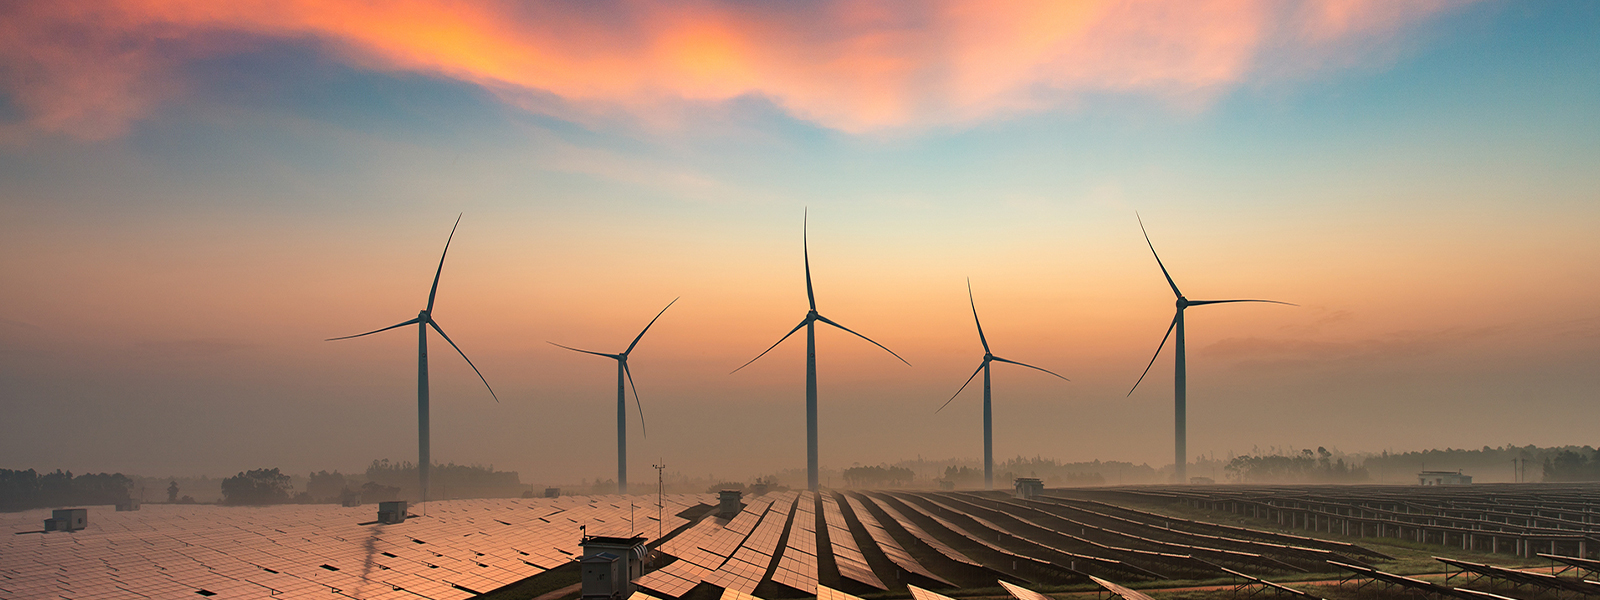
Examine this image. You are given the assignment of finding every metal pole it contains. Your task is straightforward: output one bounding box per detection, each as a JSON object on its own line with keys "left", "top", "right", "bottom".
{"left": 653, "top": 461, "right": 666, "bottom": 541}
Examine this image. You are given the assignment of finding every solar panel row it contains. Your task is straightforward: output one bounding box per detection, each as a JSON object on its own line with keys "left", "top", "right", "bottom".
{"left": 855, "top": 493, "right": 982, "bottom": 568}
{"left": 820, "top": 492, "right": 885, "bottom": 590}
{"left": 841, "top": 493, "right": 951, "bottom": 586}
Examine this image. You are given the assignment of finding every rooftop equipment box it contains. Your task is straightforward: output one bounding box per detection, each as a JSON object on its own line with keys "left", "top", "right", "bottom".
{"left": 717, "top": 490, "right": 742, "bottom": 518}
{"left": 45, "top": 508, "right": 88, "bottom": 532}
{"left": 1013, "top": 477, "right": 1044, "bottom": 499}
{"left": 377, "top": 501, "right": 408, "bottom": 524}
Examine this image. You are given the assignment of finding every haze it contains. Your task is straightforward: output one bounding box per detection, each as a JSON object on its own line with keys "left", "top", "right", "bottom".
{"left": 2, "top": 1, "right": 1597, "bottom": 485}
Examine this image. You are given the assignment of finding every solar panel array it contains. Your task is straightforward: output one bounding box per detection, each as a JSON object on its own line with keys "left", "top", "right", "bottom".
{"left": 772, "top": 492, "right": 818, "bottom": 594}
{"left": 14, "top": 484, "right": 1596, "bottom": 599}
{"left": 840, "top": 493, "right": 950, "bottom": 586}
{"left": 1094, "top": 484, "right": 1600, "bottom": 559}
{"left": 1, "top": 494, "right": 711, "bottom": 600}
{"left": 819, "top": 492, "right": 884, "bottom": 590}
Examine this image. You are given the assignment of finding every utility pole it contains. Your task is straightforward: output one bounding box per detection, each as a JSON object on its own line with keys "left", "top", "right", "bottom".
{"left": 652, "top": 461, "right": 666, "bottom": 541}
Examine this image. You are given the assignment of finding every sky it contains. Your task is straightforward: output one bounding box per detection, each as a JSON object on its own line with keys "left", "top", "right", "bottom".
{"left": 2, "top": 0, "right": 1597, "bottom": 485}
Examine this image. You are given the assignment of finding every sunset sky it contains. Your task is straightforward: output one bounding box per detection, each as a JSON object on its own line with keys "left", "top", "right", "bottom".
{"left": 2, "top": 1, "right": 1597, "bottom": 484}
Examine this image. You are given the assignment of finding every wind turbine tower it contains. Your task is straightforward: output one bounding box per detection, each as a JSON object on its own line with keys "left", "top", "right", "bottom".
{"left": 550, "top": 298, "right": 677, "bottom": 494}
{"left": 1128, "top": 216, "right": 1293, "bottom": 483}
{"left": 328, "top": 215, "right": 498, "bottom": 505}
{"left": 937, "top": 279, "right": 1068, "bottom": 490}
{"left": 733, "top": 211, "right": 910, "bottom": 491}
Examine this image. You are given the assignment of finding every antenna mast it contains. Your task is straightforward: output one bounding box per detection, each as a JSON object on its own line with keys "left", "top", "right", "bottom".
{"left": 652, "top": 461, "right": 666, "bottom": 541}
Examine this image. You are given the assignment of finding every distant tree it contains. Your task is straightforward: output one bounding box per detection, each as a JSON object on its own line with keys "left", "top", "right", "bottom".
{"left": 305, "top": 471, "right": 346, "bottom": 503}
{"left": 220, "top": 468, "right": 293, "bottom": 505}
{"left": 167, "top": 480, "right": 179, "bottom": 503}
{"left": 1543, "top": 449, "right": 1600, "bottom": 482}
{"left": 359, "top": 481, "right": 400, "bottom": 503}
{"left": 0, "top": 469, "right": 132, "bottom": 511}
{"left": 842, "top": 465, "right": 914, "bottom": 488}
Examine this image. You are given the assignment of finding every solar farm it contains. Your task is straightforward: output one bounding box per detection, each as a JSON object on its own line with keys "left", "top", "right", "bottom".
{"left": 5, "top": 484, "right": 1599, "bottom": 600}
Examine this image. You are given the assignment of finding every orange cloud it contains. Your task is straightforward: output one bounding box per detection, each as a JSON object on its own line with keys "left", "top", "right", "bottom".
{"left": 0, "top": 0, "right": 1467, "bottom": 139}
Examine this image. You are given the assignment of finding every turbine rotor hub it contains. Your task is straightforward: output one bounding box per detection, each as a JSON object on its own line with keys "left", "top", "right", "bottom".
{"left": 1176, "top": 297, "right": 1188, "bottom": 309}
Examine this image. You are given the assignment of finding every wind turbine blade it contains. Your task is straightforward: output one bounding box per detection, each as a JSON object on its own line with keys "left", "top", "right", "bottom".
{"left": 326, "top": 318, "right": 420, "bottom": 341}
{"left": 990, "top": 356, "right": 1070, "bottom": 381}
{"left": 804, "top": 209, "right": 816, "bottom": 312}
{"left": 427, "top": 214, "right": 462, "bottom": 313}
{"left": 1127, "top": 312, "right": 1178, "bottom": 397}
{"left": 731, "top": 316, "right": 811, "bottom": 374}
{"left": 968, "top": 278, "right": 989, "bottom": 353}
{"left": 1187, "top": 299, "right": 1298, "bottom": 307}
{"left": 814, "top": 314, "right": 912, "bottom": 366}
{"left": 1136, "top": 213, "right": 1182, "bottom": 299}
{"left": 936, "top": 361, "right": 987, "bottom": 414}
{"left": 624, "top": 297, "right": 678, "bottom": 355}
{"left": 623, "top": 361, "right": 646, "bottom": 439}
{"left": 546, "top": 342, "right": 619, "bottom": 359}
{"left": 427, "top": 319, "right": 499, "bottom": 402}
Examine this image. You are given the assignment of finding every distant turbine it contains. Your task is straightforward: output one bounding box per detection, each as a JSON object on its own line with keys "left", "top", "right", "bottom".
{"left": 936, "top": 279, "right": 1068, "bottom": 490}
{"left": 733, "top": 211, "right": 910, "bottom": 491}
{"left": 549, "top": 298, "right": 678, "bottom": 495}
{"left": 327, "top": 215, "right": 498, "bottom": 506}
{"left": 1128, "top": 215, "right": 1293, "bottom": 484}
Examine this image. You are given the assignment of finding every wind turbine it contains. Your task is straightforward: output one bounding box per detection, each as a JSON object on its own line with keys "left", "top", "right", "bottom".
{"left": 549, "top": 298, "right": 678, "bottom": 495}
{"left": 936, "top": 279, "right": 1068, "bottom": 490}
{"left": 1127, "top": 215, "right": 1292, "bottom": 484}
{"left": 732, "top": 211, "right": 910, "bottom": 491}
{"left": 327, "top": 215, "right": 498, "bottom": 506}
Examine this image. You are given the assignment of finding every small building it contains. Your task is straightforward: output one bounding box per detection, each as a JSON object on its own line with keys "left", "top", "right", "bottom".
{"left": 717, "top": 490, "right": 743, "bottom": 518}
{"left": 377, "top": 501, "right": 408, "bottom": 524}
{"left": 544, "top": 487, "right": 562, "bottom": 498}
{"left": 1013, "top": 477, "right": 1044, "bottom": 499}
{"left": 45, "top": 508, "right": 88, "bottom": 532}
{"left": 115, "top": 498, "right": 141, "bottom": 511}
{"left": 579, "top": 535, "right": 648, "bottom": 600}
{"left": 1418, "top": 471, "right": 1472, "bottom": 486}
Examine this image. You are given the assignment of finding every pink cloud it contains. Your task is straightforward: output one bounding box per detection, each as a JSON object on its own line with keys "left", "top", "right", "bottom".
{"left": 0, "top": 0, "right": 1469, "bottom": 140}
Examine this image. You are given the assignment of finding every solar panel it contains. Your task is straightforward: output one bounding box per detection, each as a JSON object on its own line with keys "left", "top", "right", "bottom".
{"left": 774, "top": 491, "right": 819, "bottom": 594}
{"left": 818, "top": 584, "right": 867, "bottom": 600}
{"left": 1089, "top": 575, "right": 1158, "bottom": 600}
{"left": 842, "top": 493, "right": 950, "bottom": 586}
{"left": 908, "top": 583, "right": 959, "bottom": 600}
{"left": 855, "top": 494, "right": 982, "bottom": 567}
{"left": 819, "top": 492, "right": 885, "bottom": 590}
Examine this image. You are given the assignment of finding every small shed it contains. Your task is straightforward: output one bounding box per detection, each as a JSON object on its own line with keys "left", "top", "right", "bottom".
{"left": 1418, "top": 471, "right": 1472, "bottom": 485}
{"left": 1013, "top": 477, "right": 1044, "bottom": 499}
{"left": 45, "top": 508, "right": 88, "bottom": 532}
{"left": 580, "top": 534, "right": 648, "bottom": 599}
{"left": 717, "top": 490, "right": 743, "bottom": 518}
